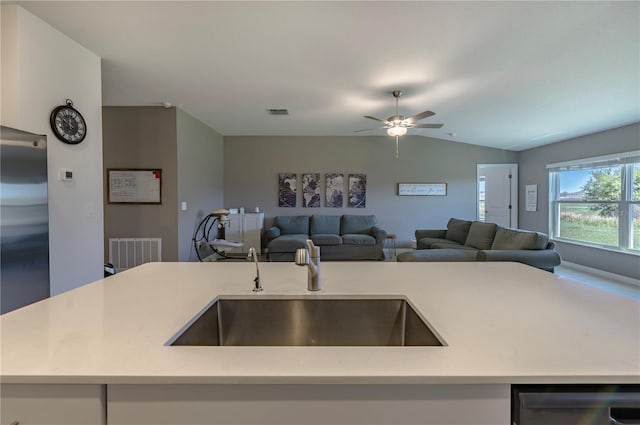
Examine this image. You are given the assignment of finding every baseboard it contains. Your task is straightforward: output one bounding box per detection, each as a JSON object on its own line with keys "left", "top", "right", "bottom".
{"left": 560, "top": 261, "right": 640, "bottom": 288}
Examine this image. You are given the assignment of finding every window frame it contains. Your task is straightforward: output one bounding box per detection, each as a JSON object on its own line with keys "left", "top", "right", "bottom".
{"left": 547, "top": 151, "right": 640, "bottom": 254}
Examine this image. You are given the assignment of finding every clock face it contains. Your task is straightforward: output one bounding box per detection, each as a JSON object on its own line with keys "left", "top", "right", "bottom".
{"left": 50, "top": 105, "right": 87, "bottom": 144}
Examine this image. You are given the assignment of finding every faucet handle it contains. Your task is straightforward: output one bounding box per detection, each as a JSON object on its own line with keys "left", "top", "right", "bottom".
{"left": 305, "top": 239, "right": 320, "bottom": 259}
{"left": 295, "top": 247, "right": 310, "bottom": 265}
{"left": 306, "top": 239, "right": 316, "bottom": 251}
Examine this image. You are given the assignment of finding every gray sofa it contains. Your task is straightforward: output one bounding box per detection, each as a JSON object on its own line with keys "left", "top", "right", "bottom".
{"left": 398, "top": 218, "right": 561, "bottom": 272}
{"left": 264, "top": 215, "right": 387, "bottom": 261}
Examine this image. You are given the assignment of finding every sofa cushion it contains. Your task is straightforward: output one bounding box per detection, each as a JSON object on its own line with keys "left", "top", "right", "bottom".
{"left": 397, "top": 249, "right": 479, "bottom": 262}
{"left": 267, "top": 234, "right": 308, "bottom": 252}
{"left": 342, "top": 234, "right": 376, "bottom": 246}
{"left": 445, "top": 218, "right": 472, "bottom": 244}
{"left": 274, "top": 216, "right": 310, "bottom": 235}
{"left": 417, "top": 237, "right": 454, "bottom": 249}
{"left": 311, "top": 234, "right": 343, "bottom": 246}
{"left": 310, "top": 215, "right": 341, "bottom": 235}
{"left": 341, "top": 215, "right": 376, "bottom": 235}
{"left": 533, "top": 232, "right": 549, "bottom": 249}
{"left": 415, "top": 229, "right": 447, "bottom": 241}
{"left": 465, "top": 222, "right": 497, "bottom": 250}
{"left": 432, "top": 241, "right": 476, "bottom": 250}
{"left": 263, "top": 226, "right": 281, "bottom": 243}
{"left": 491, "top": 227, "right": 548, "bottom": 250}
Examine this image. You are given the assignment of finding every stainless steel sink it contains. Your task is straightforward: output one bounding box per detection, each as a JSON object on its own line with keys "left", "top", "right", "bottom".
{"left": 168, "top": 297, "right": 444, "bottom": 346}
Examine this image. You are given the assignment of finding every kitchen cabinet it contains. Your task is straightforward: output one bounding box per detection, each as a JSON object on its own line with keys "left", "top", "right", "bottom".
{"left": 107, "top": 384, "right": 509, "bottom": 425}
{"left": 0, "top": 384, "right": 105, "bottom": 425}
{"left": 226, "top": 212, "right": 264, "bottom": 255}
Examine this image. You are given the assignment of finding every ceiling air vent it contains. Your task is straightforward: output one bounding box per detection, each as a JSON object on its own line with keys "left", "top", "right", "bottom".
{"left": 267, "top": 108, "right": 289, "bottom": 116}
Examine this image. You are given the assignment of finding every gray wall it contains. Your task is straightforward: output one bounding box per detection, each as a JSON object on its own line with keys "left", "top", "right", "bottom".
{"left": 176, "top": 108, "right": 224, "bottom": 261}
{"left": 103, "top": 106, "right": 179, "bottom": 261}
{"left": 519, "top": 123, "right": 640, "bottom": 279}
{"left": 224, "top": 135, "right": 518, "bottom": 247}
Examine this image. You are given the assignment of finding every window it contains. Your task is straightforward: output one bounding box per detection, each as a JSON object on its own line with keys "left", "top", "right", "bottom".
{"left": 548, "top": 151, "right": 640, "bottom": 253}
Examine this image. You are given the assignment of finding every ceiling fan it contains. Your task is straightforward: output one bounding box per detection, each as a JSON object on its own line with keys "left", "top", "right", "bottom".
{"left": 356, "top": 90, "right": 443, "bottom": 157}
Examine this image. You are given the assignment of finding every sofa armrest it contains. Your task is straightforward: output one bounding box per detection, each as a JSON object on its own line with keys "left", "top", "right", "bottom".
{"left": 371, "top": 226, "right": 387, "bottom": 245}
{"left": 263, "top": 226, "right": 281, "bottom": 245}
{"left": 415, "top": 229, "right": 447, "bottom": 241}
{"left": 477, "top": 249, "right": 561, "bottom": 271}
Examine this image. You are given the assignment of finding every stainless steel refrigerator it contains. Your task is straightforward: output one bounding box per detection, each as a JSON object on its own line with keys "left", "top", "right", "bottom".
{"left": 1, "top": 125, "right": 49, "bottom": 314}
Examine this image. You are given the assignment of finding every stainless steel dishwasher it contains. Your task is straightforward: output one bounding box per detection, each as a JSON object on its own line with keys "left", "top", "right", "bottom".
{"left": 512, "top": 385, "right": 640, "bottom": 425}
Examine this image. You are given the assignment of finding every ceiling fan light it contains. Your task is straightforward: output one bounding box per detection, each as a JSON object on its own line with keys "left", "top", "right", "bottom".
{"left": 387, "top": 126, "right": 407, "bottom": 137}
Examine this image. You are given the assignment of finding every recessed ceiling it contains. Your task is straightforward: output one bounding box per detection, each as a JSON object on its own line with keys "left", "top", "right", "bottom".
{"left": 17, "top": 1, "right": 640, "bottom": 151}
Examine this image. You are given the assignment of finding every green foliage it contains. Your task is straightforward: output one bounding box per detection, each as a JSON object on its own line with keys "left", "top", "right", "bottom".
{"left": 577, "top": 166, "right": 640, "bottom": 217}
{"left": 582, "top": 168, "right": 620, "bottom": 217}
{"left": 560, "top": 210, "right": 618, "bottom": 246}
{"left": 559, "top": 209, "right": 640, "bottom": 250}
{"left": 559, "top": 164, "right": 640, "bottom": 248}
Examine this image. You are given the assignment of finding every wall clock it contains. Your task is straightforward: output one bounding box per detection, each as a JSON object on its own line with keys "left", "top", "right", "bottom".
{"left": 50, "top": 99, "right": 87, "bottom": 144}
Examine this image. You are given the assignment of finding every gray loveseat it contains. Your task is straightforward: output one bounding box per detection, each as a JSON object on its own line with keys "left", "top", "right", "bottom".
{"left": 264, "top": 215, "right": 387, "bottom": 261}
{"left": 397, "top": 218, "right": 561, "bottom": 272}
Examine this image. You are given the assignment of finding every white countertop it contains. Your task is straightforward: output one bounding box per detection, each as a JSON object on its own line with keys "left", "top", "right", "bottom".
{"left": 1, "top": 262, "right": 638, "bottom": 385}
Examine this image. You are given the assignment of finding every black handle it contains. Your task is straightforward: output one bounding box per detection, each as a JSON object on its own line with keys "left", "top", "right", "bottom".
{"left": 611, "top": 407, "right": 640, "bottom": 424}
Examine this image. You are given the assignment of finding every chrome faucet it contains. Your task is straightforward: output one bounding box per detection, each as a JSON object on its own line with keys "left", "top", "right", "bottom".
{"left": 295, "top": 239, "right": 321, "bottom": 291}
{"left": 247, "top": 247, "right": 262, "bottom": 292}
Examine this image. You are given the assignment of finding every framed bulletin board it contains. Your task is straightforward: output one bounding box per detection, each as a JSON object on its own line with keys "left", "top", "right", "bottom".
{"left": 398, "top": 183, "right": 447, "bottom": 196}
{"left": 108, "top": 169, "right": 162, "bottom": 204}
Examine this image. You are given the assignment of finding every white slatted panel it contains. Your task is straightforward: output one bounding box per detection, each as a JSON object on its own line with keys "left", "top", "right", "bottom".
{"left": 108, "top": 238, "right": 161, "bottom": 273}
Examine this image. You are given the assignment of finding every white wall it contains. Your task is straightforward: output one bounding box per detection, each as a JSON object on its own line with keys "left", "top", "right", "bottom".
{"left": 1, "top": 6, "right": 19, "bottom": 127}
{"left": 1, "top": 5, "right": 104, "bottom": 295}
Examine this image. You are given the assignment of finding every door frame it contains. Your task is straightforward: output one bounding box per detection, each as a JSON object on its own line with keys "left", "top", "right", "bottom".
{"left": 476, "top": 163, "right": 518, "bottom": 228}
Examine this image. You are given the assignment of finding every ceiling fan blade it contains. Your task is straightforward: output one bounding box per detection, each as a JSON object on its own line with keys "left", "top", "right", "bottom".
{"left": 409, "top": 123, "right": 444, "bottom": 129}
{"left": 363, "top": 115, "right": 389, "bottom": 124}
{"left": 354, "top": 127, "right": 385, "bottom": 133}
{"left": 405, "top": 110, "right": 435, "bottom": 123}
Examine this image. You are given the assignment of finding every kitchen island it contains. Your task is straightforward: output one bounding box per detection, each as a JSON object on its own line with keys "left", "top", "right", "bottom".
{"left": 1, "top": 262, "right": 638, "bottom": 424}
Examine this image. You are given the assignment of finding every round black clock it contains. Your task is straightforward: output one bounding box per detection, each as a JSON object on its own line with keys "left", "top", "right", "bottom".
{"left": 50, "top": 99, "right": 87, "bottom": 144}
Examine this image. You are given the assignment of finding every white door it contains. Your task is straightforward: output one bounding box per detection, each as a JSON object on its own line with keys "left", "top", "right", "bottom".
{"left": 477, "top": 164, "right": 518, "bottom": 228}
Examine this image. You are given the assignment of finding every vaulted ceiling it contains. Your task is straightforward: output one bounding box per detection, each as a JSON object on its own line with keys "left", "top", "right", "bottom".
{"left": 18, "top": 1, "right": 640, "bottom": 150}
